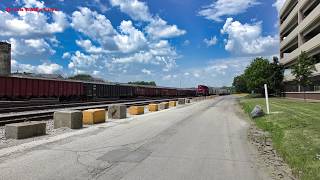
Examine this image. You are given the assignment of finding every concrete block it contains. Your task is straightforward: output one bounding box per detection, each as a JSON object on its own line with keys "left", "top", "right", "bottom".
{"left": 108, "top": 105, "right": 127, "bottom": 119}
{"left": 83, "top": 109, "right": 106, "bottom": 125}
{"left": 128, "top": 106, "right": 144, "bottom": 115}
{"left": 169, "top": 101, "right": 176, "bottom": 107}
{"left": 148, "top": 104, "right": 158, "bottom": 112}
{"left": 190, "top": 98, "right": 197, "bottom": 103}
{"left": 54, "top": 110, "right": 83, "bottom": 129}
{"left": 178, "top": 98, "right": 186, "bottom": 105}
{"left": 159, "top": 102, "right": 169, "bottom": 110}
{"left": 5, "top": 121, "right": 46, "bottom": 139}
{"left": 186, "top": 99, "right": 191, "bottom": 103}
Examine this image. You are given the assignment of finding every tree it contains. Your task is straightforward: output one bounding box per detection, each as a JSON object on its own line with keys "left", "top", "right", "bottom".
{"left": 244, "top": 57, "right": 273, "bottom": 94}
{"left": 270, "top": 56, "right": 285, "bottom": 96}
{"left": 291, "top": 51, "right": 316, "bottom": 99}
{"left": 232, "top": 74, "right": 247, "bottom": 93}
{"left": 128, "top": 81, "right": 157, "bottom": 86}
{"left": 68, "top": 74, "right": 105, "bottom": 82}
{"left": 232, "top": 57, "right": 284, "bottom": 96}
{"left": 243, "top": 57, "right": 284, "bottom": 95}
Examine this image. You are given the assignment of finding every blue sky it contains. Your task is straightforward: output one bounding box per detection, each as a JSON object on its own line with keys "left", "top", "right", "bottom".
{"left": 0, "top": 0, "right": 285, "bottom": 87}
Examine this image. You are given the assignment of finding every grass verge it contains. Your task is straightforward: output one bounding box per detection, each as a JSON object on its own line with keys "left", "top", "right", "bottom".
{"left": 240, "top": 97, "right": 320, "bottom": 180}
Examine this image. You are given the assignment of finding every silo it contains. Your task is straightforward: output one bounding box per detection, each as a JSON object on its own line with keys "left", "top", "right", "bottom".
{"left": 0, "top": 42, "right": 11, "bottom": 76}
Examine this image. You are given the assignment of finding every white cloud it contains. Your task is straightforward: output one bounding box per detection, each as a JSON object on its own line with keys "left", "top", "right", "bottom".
{"left": 204, "top": 36, "right": 218, "bottom": 47}
{"left": 68, "top": 51, "right": 101, "bottom": 74}
{"left": 221, "top": 18, "right": 279, "bottom": 56}
{"left": 23, "top": 0, "right": 45, "bottom": 8}
{"left": 48, "top": 36, "right": 60, "bottom": 47}
{"left": 181, "top": 57, "right": 252, "bottom": 87}
{"left": 0, "top": 2, "right": 67, "bottom": 64}
{"left": 193, "top": 73, "right": 200, "bottom": 78}
{"left": 76, "top": 39, "right": 106, "bottom": 54}
{"left": 94, "top": 0, "right": 109, "bottom": 12}
{"left": 141, "top": 68, "right": 151, "bottom": 75}
{"left": 199, "top": 0, "right": 259, "bottom": 22}
{"left": 12, "top": 60, "right": 63, "bottom": 74}
{"left": 69, "top": 7, "right": 182, "bottom": 76}
{"left": 111, "top": 40, "right": 178, "bottom": 71}
{"left": 182, "top": 40, "right": 190, "bottom": 46}
{"left": 93, "top": 70, "right": 101, "bottom": 75}
{"left": 109, "top": 0, "right": 152, "bottom": 21}
{"left": 109, "top": 0, "right": 186, "bottom": 39}
{"left": 24, "top": 39, "right": 54, "bottom": 53}
{"left": 47, "top": 11, "right": 69, "bottom": 33}
{"left": 0, "top": 11, "right": 68, "bottom": 38}
{"left": 10, "top": 38, "right": 55, "bottom": 58}
{"left": 145, "top": 17, "right": 186, "bottom": 39}
{"left": 112, "top": 51, "right": 153, "bottom": 64}
{"left": 114, "top": 20, "right": 147, "bottom": 53}
{"left": 71, "top": 7, "right": 118, "bottom": 51}
{"left": 162, "top": 74, "right": 177, "bottom": 80}
{"left": 149, "top": 40, "right": 177, "bottom": 57}
{"left": 37, "top": 62, "right": 63, "bottom": 74}
{"left": 11, "top": 59, "right": 36, "bottom": 73}
{"left": 72, "top": 8, "right": 149, "bottom": 54}
{"left": 62, "top": 52, "right": 71, "bottom": 59}
{"left": 273, "top": 0, "right": 286, "bottom": 13}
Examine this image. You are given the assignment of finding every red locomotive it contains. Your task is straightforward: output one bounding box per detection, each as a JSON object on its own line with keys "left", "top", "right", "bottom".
{"left": 196, "top": 85, "right": 209, "bottom": 96}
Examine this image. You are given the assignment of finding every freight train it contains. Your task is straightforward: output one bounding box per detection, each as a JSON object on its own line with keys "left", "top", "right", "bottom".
{"left": 196, "top": 85, "right": 230, "bottom": 96}
{"left": 0, "top": 76, "right": 196, "bottom": 100}
{"left": 196, "top": 85, "right": 209, "bottom": 96}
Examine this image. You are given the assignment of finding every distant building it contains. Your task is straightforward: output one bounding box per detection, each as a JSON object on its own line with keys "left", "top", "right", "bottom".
{"left": 280, "top": 0, "right": 320, "bottom": 92}
{"left": 0, "top": 42, "right": 11, "bottom": 76}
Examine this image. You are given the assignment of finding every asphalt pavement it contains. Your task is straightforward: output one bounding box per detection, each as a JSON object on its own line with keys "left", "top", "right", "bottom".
{"left": 0, "top": 96, "right": 271, "bottom": 180}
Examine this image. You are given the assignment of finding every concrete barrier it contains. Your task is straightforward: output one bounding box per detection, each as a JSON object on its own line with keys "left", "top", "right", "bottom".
{"left": 128, "top": 106, "right": 144, "bottom": 115}
{"left": 148, "top": 104, "right": 158, "bottom": 112}
{"left": 83, "top": 109, "right": 106, "bottom": 125}
{"left": 159, "top": 102, "right": 169, "bottom": 110}
{"left": 169, "top": 101, "right": 176, "bottom": 107}
{"left": 5, "top": 121, "right": 46, "bottom": 139}
{"left": 186, "top": 99, "right": 191, "bottom": 103}
{"left": 178, "top": 98, "right": 186, "bottom": 105}
{"left": 190, "top": 98, "right": 197, "bottom": 103}
{"left": 108, "top": 105, "right": 127, "bottom": 119}
{"left": 54, "top": 110, "right": 83, "bottom": 129}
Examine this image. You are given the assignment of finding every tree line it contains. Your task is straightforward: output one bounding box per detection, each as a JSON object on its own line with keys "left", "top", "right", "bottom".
{"left": 233, "top": 51, "right": 316, "bottom": 96}
{"left": 233, "top": 57, "right": 284, "bottom": 95}
{"left": 68, "top": 74, "right": 157, "bottom": 86}
{"left": 128, "top": 81, "right": 157, "bottom": 86}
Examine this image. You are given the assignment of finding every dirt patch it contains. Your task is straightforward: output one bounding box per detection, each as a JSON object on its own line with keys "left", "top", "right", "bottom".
{"left": 234, "top": 98, "right": 296, "bottom": 180}
{"left": 248, "top": 124, "right": 296, "bottom": 180}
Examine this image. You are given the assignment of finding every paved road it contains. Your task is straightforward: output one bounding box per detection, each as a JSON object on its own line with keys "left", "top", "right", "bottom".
{"left": 0, "top": 96, "right": 271, "bottom": 180}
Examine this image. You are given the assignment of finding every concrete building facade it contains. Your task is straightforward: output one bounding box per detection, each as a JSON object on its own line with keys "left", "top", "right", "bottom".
{"left": 280, "top": 0, "right": 320, "bottom": 93}
{"left": 0, "top": 42, "right": 11, "bottom": 76}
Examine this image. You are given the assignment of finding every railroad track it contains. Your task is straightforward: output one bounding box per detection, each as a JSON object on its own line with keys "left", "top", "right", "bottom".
{"left": 0, "top": 97, "right": 164, "bottom": 108}
{"left": 0, "top": 98, "right": 180, "bottom": 125}
{"left": 0, "top": 97, "right": 174, "bottom": 113}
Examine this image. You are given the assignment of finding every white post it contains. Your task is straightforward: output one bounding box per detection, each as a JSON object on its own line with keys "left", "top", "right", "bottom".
{"left": 264, "top": 84, "right": 270, "bottom": 114}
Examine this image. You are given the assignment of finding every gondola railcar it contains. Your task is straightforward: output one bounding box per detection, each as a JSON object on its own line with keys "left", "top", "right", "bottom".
{"left": 0, "top": 75, "right": 197, "bottom": 100}
{"left": 0, "top": 76, "right": 83, "bottom": 100}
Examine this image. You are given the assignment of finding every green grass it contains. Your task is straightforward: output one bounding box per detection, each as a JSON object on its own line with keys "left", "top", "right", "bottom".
{"left": 240, "top": 97, "right": 320, "bottom": 180}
